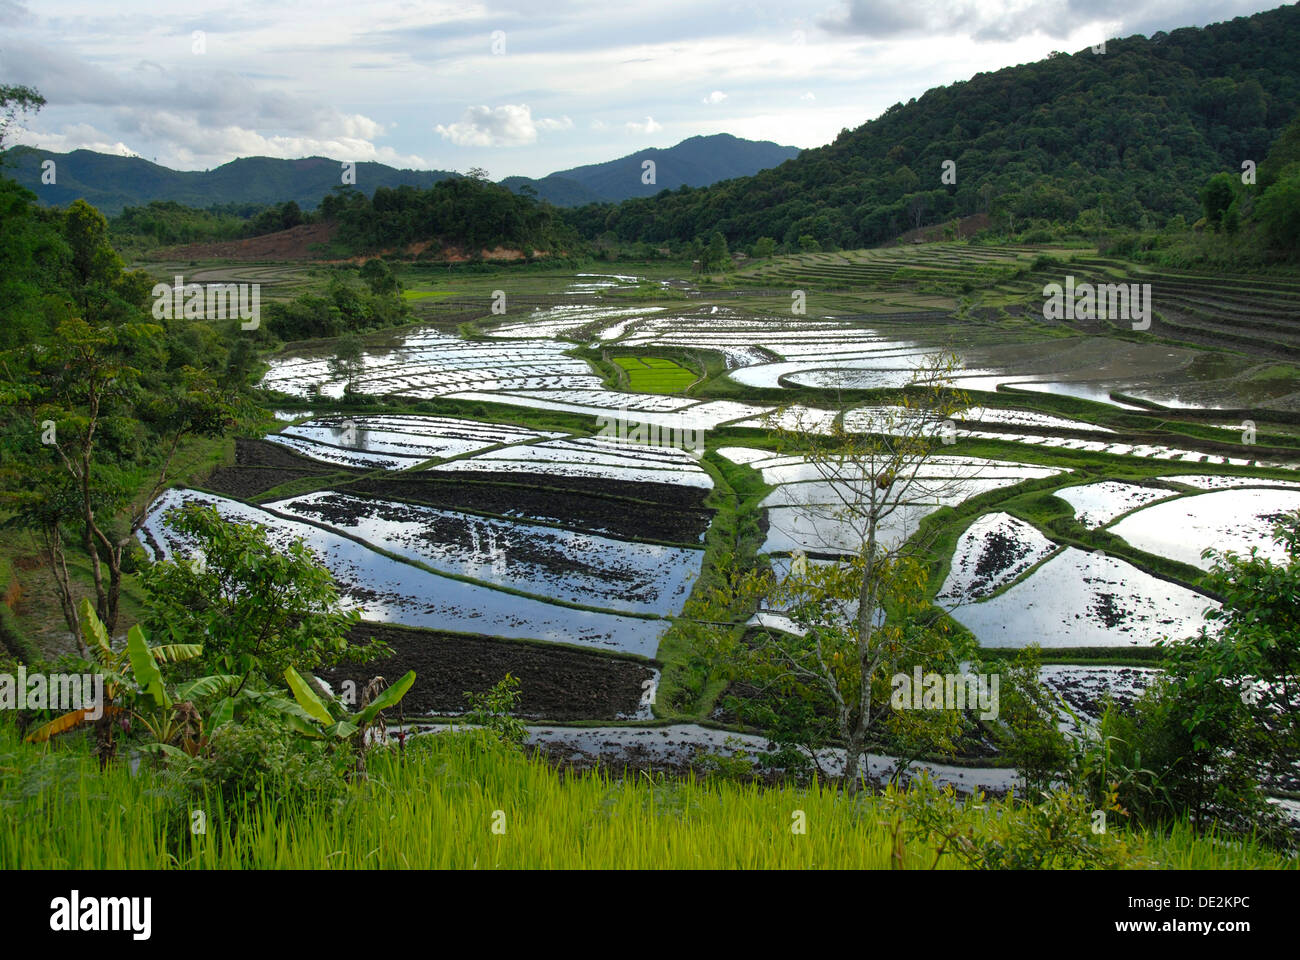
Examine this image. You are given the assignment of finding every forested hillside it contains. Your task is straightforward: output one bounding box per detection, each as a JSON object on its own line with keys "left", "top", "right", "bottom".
{"left": 1, "top": 148, "right": 456, "bottom": 215}
{"left": 566, "top": 5, "right": 1300, "bottom": 250}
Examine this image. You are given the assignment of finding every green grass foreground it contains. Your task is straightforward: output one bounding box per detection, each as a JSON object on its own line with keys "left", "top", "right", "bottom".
{"left": 1, "top": 726, "right": 1290, "bottom": 869}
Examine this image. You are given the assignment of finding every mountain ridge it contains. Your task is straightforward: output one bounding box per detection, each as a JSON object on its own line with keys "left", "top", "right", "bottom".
{"left": 501, "top": 133, "right": 800, "bottom": 205}
{"left": 0, "top": 132, "right": 800, "bottom": 215}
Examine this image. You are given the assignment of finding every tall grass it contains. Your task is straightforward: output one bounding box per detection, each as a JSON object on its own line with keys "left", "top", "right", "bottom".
{"left": 0, "top": 726, "right": 1291, "bottom": 869}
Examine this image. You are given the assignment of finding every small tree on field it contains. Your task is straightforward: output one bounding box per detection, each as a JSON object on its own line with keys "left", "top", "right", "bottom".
{"left": 696, "top": 353, "right": 978, "bottom": 791}
{"left": 359, "top": 258, "right": 401, "bottom": 297}
{"left": 328, "top": 333, "right": 366, "bottom": 395}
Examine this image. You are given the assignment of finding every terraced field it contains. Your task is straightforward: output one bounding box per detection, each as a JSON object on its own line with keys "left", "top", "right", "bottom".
{"left": 153, "top": 245, "right": 1300, "bottom": 786}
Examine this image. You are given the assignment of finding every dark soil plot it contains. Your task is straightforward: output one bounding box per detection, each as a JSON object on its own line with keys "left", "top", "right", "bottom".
{"left": 342, "top": 474, "right": 713, "bottom": 544}
{"left": 426, "top": 468, "right": 712, "bottom": 511}
{"left": 325, "top": 622, "right": 657, "bottom": 720}
{"left": 233, "top": 436, "right": 362, "bottom": 471}
{"left": 203, "top": 466, "right": 327, "bottom": 500}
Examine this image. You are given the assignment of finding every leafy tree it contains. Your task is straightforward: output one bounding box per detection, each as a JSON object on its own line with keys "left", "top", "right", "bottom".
{"left": 328, "top": 333, "right": 366, "bottom": 394}
{"left": 139, "top": 502, "right": 376, "bottom": 690}
{"left": 0, "top": 186, "right": 260, "bottom": 643}
{"left": 0, "top": 84, "right": 45, "bottom": 157}
{"left": 1255, "top": 165, "right": 1300, "bottom": 251}
{"left": 464, "top": 673, "right": 528, "bottom": 748}
{"left": 1, "top": 314, "right": 242, "bottom": 637}
{"left": 1087, "top": 512, "right": 1300, "bottom": 835}
{"left": 359, "top": 257, "right": 401, "bottom": 296}
{"left": 1258, "top": 112, "right": 1300, "bottom": 189}
{"left": 329, "top": 176, "right": 576, "bottom": 256}
{"left": 703, "top": 230, "right": 730, "bottom": 271}
{"left": 1199, "top": 173, "right": 1236, "bottom": 231}
{"left": 989, "top": 646, "right": 1070, "bottom": 797}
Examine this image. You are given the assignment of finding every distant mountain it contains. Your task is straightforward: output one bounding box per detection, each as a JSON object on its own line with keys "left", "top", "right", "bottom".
{"left": 0, "top": 149, "right": 457, "bottom": 215}
{"left": 501, "top": 134, "right": 801, "bottom": 206}
{"left": 1, "top": 133, "right": 798, "bottom": 215}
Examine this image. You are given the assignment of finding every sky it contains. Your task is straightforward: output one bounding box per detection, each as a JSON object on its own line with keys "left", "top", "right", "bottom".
{"left": 0, "top": 0, "right": 1285, "bottom": 180}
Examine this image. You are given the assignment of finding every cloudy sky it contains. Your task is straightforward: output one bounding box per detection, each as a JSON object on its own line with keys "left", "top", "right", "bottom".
{"left": 0, "top": 0, "right": 1283, "bottom": 179}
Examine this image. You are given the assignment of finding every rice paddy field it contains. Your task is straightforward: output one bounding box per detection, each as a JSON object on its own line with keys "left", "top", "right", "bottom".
{"left": 56, "top": 244, "right": 1300, "bottom": 805}
{"left": 613, "top": 356, "right": 698, "bottom": 393}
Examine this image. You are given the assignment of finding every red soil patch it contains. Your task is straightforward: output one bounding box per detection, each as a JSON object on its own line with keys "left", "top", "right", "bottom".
{"left": 163, "top": 223, "right": 545, "bottom": 264}
{"left": 162, "top": 222, "right": 336, "bottom": 261}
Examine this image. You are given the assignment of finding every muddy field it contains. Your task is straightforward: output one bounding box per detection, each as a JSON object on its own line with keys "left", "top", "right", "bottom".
{"left": 320, "top": 622, "right": 657, "bottom": 720}
{"left": 235, "top": 436, "right": 353, "bottom": 471}
{"left": 203, "top": 465, "right": 325, "bottom": 499}
{"left": 343, "top": 473, "right": 713, "bottom": 543}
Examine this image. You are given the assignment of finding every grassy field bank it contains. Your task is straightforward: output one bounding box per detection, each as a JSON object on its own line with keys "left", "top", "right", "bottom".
{"left": 1, "top": 726, "right": 1289, "bottom": 870}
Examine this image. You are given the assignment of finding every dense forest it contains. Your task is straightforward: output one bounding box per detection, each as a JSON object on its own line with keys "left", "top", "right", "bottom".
{"left": 320, "top": 175, "right": 580, "bottom": 256}
{"left": 109, "top": 199, "right": 308, "bottom": 249}
{"left": 564, "top": 5, "right": 1300, "bottom": 251}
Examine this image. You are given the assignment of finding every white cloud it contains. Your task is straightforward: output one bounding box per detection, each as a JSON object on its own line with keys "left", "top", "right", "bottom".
{"left": 435, "top": 104, "right": 570, "bottom": 147}
{"left": 19, "top": 113, "right": 427, "bottom": 171}
{"left": 800, "top": 91, "right": 816, "bottom": 101}
{"left": 12, "top": 123, "right": 135, "bottom": 157}
{"left": 822, "top": 0, "right": 1137, "bottom": 42}
{"left": 702, "top": 90, "right": 727, "bottom": 104}
{"left": 537, "top": 115, "right": 575, "bottom": 132}
{"left": 625, "top": 116, "right": 663, "bottom": 134}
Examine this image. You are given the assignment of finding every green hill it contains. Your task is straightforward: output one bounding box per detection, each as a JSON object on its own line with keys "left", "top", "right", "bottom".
{"left": 565, "top": 4, "right": 1300, "bottom": 249}
{"left": 0, "top": 149, "right": 457, "bottom": 215}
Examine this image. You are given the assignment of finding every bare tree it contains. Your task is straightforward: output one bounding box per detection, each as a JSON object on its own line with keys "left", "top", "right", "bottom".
{"left": 734, "top": 351, "right": 978, "bottom": 791}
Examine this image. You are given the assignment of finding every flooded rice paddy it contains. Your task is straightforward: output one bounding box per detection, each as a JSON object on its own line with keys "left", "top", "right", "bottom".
{"left": 229, "top": 287, "right": 1300, "bottom": 728}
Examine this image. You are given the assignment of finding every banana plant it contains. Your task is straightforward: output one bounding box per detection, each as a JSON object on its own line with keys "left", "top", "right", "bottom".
{"left": 126, "top": 628, "right": 244, "bottom": 759}
{"left": 25, "top": 599, "right": 201, "bottom": 756}
{"left": 283, "top": 665, "right": 415, "bottom": 778}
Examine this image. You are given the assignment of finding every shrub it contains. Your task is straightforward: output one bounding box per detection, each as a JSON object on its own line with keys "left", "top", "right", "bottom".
{"left": 890, "top": 778, "right": 1144, "bottom": 870}
{"left": 165, "top": 711, "right": 350, "bottom": 821}
{"left": 463, "top": 673, "right": 527, "bottom": 748}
